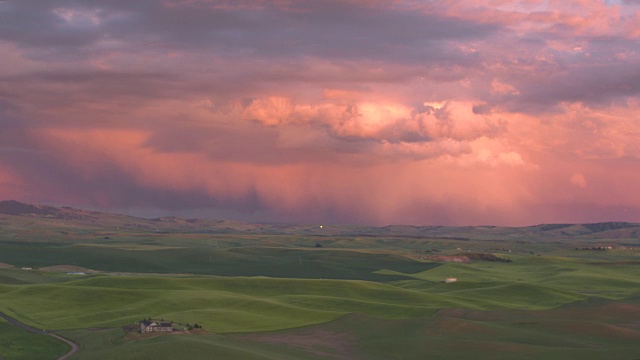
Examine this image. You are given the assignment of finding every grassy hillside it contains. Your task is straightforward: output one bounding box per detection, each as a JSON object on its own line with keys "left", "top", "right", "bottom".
{"left": 281, "top": 301, "right": 640, "bottom": 360}
{"left": 50, "top": 297, "right": 640, "bottom": 360}
{"left": 1, "top": 201, "right": 639, "bottom": 359}
{"left": 3, "top": 268, "right": 638, "bottom": 360}
{"left": 57, "top": 327, "right": 332, "bottom": 360}
{"left": 0, "top": 317, "right": 70, "bottom": 360}
{"left": 0, "top": 275, "right": 449, "bottom": 332}
{"left": 1, "top": 252, "right": 638, "bottom": 333}
{"left": 0, "top": 243, "right": 441, "bottom": 281}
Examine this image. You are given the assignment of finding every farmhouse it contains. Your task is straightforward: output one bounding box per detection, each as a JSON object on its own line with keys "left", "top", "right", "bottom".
{"left": 443, "top": 277, "right": 458, "bottom": 283}
{"left": 140, "top": 320, "right": 173, "bottom": 333}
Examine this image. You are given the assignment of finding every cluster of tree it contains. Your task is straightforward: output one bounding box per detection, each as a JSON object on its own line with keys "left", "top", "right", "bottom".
{"left": 140, "top": 317, "right": 172, "bottom": 323}
{"left": 488, "top": 248, "right": 511, "bottom": 252}
{"left": 575, "top": 247, "right": 609, "bottom": 251}
{"left": 140, "top": 318, "right": 204, "bottom": 330}
{"left": 463, "top": 253, "right": 512, "bottom": 263}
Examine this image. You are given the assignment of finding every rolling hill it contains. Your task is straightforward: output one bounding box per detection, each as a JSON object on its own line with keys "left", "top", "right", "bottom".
{"left": 1, "top": 200, "right": 639, "bottom": 240}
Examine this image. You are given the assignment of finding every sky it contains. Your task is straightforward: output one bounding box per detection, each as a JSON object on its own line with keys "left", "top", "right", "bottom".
{"left": 1, "top": 0, "right": 640, "bottom": 226}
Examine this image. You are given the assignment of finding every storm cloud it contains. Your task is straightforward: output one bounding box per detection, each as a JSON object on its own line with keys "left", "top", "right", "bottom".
{"left": 1, "top": 0, "right": 640, "bottom": 225}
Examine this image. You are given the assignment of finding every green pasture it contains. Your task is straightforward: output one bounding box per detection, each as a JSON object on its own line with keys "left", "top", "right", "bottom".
{"left": 0, "top": 242, "right": 443, "bottom": 281}
{"left": 402, "top": 255, "right": 640, "bottom": 299}
{"left": 0, "top": 317, "right": 70, "bottom": 360}
{"left": 1, "top": 215, "right": 639, "bottom": 360}
{"left": 0, "top": 250, "right": 638, "bottom": 335}
{"left": 49, "top": 302, "right": 640, "bottom": 360}
{"left": 0, "top": 276, "right": 444, "bottom": 332}
{"left": 310, "top": 303, "right": 640, "bottom": 360}
{"left": 57, "top": 327, "right": 332, "bottom": 360}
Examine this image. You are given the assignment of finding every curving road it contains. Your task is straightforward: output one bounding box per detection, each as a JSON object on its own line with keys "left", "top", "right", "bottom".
{"left": 0, "top": 311, "right": 79, "bottom": 360}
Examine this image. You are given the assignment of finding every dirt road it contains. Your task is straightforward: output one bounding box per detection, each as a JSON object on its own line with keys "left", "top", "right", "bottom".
{"left": 0, "top": 311, "right": 79, "bottom": 360}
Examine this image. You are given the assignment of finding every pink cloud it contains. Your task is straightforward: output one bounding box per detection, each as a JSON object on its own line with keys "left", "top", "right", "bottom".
{"left": 571, "top": 173, "right": 588, "bottom": 188}
{"left": 439, "top": 0, "right": 631, "bottom": 37}
{"left": 17, "top": 72, "right": 640, "bottom": 225}
{"left": 242, "top": 96, "right": 506, "bottom": 145}
{"left": 27, "top": 123, "right": 542, "bottom": 225}
{"left": 1, "top": 0, "right": 640, "bottom": 225}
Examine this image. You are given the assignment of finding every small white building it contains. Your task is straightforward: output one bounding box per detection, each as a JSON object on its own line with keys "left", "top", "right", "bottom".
{"left": 443, "top": 277, "right": 458, "bottom": 283}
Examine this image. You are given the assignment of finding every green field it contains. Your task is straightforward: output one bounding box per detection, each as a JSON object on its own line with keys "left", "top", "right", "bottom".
{"left": 0, "top": 205, "right": 639, "bottom": 359}
{"left": 56, "top": 327, "right": 330, "bottom": 360}
{"left": 0, "top": 317, "right": 70, "bottom": 360}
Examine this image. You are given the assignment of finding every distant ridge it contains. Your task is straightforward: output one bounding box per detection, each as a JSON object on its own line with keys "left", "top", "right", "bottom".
{"left": 0, "top": 200, "right": 638, "bottom": 239}
{"left": 0, "top": 200, "right": 59, "bottom": 216}
{"left": 582, "top": 222, "right": 638, "bottom": 233}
